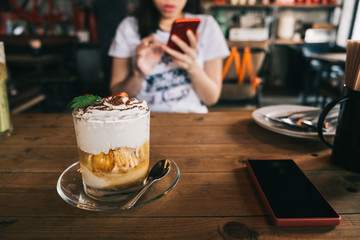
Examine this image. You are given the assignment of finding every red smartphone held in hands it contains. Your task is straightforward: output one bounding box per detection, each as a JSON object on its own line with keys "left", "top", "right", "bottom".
{"left": 167, "top": 18, "right": 200, "bottom": 52}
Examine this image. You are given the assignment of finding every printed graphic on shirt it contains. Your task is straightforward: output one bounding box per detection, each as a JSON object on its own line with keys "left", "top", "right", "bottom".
{"left": 144, "top": 68, "right": 191, "bottom": 104}
{"left": 161, "top": 53, "right": 173, "bottom": 65}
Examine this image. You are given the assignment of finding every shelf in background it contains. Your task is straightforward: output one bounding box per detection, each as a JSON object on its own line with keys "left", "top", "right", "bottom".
{"left": 223, "top": 38, "right": 307, "bottom": 45}
{"left": 203, "top": 3, "right": 273, "bottom": 9}
{"left": 275, "top": 38, "right": 305, "bottom": 44}
{"left": 203, "top": 3, "right": 339, "bottom": 9}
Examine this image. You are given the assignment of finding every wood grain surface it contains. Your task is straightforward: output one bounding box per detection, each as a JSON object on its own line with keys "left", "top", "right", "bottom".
{"left": 1, "top": 113, "right": 360, "bottom": 239}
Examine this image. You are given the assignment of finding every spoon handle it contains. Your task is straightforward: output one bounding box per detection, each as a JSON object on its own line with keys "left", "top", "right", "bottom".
{"left": 120, "top": 180, "right": 155, "bottom": 210}
{"left": 261, "top": 114, "right": 307, "bottom": 131}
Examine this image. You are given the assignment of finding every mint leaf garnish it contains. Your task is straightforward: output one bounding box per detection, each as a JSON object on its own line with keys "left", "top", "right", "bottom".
{"left": 68, "top": 94, "right": 102, "bottom": 108}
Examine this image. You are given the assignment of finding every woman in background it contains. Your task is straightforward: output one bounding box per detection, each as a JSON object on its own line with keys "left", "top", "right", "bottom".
{"left": 109, "top": 0, "right": 229, "bottom": 113}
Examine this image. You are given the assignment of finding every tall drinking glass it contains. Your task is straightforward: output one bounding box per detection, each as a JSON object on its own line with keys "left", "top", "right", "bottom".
{"left": 0, "top": 42, "right": 12, "bottom": 139}
{"left": 72, "top": 96, "right": 150, "bottom": 201}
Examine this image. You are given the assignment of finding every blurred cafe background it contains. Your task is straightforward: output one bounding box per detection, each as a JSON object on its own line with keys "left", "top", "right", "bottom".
{"left": 0, "top": 0, "right": 359, "bottom": 113}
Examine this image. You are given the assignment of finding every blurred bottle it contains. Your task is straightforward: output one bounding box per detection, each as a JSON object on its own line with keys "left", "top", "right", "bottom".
{"left": 277, "top": 11, "right": 295, "bottom": 39}
{"left": 0, "top": 42, "right": 12, "bottom": 139}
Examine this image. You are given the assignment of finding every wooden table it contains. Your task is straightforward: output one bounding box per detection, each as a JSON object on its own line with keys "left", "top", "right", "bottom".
{"left": 1, "top": 112, "right": 360, "bottom": 239}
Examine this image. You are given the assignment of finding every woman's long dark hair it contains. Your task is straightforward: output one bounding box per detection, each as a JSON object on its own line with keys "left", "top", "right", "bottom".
{"left": 134, "top": 0, "right": 201, "bottom": 39}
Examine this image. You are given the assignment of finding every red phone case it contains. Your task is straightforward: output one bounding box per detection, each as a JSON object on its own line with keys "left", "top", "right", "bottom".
{"left": 167, "top": 18, "right": 200, "bottom": 52}
{"left": 246, "top": 160, "right": 341, "bottom": 227}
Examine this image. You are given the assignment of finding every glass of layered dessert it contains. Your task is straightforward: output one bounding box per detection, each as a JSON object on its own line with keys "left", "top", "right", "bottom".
{"left": 72, "top": 94, "right": 150, "bottom": 201}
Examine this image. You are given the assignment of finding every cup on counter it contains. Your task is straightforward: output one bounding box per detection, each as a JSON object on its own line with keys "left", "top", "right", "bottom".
{"left": 317, "top": 87, "right": 360, "bottom": 172}
{"left": 277, "top": 11, "right": 295, "bottom": 40}
{"left": 72, "top": 95, "right": 150, "bottom": 201}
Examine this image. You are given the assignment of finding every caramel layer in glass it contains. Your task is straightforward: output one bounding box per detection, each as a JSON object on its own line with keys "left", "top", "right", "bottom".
{"left": 79, "top": 141, "right": 149, "bottom": 189}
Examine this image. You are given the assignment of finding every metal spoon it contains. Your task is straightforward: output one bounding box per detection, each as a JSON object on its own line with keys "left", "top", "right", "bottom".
{"left": 276, "top": 109, "right": 321, "bottom": 120}
{"left": 298, "top": 119, "right": 324, "bottom": 132}
{"left": 262, "top": 114, "right": 329, "bottom": 132}
{"left": 261, "top": 114, "right": 308, "bottom": 131}
{"left": 120, "top": 159, "right": 171, "bottom": 210}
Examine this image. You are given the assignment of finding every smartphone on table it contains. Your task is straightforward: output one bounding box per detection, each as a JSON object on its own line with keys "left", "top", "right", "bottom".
{"left": 246, "top": 159, "right": 341, "bottom": 227}
{"left": 167, "top": 18, "right": 200, "bottom": 53}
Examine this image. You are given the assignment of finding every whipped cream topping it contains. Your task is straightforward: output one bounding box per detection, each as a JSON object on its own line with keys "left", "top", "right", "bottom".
{"left": 74, "top": 95, "right": 149, "bottom": 121}
{"left": 72, "top": 95, "right": 150, "bottom": 155}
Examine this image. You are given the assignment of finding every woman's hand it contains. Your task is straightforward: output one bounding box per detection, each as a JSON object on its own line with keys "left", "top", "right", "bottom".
{"left": 135, "top": 35, "right": 164, "bottom": 76}
{"left": 162, "top": 30, "right": 199, "bottom": 73}
{"left": 163, "top": 30, "right": 223, "bottom": 106}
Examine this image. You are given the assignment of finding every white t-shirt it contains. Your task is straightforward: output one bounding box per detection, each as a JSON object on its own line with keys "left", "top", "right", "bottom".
{"left": 109, "top": 13, "right": 229, "bottom": 113}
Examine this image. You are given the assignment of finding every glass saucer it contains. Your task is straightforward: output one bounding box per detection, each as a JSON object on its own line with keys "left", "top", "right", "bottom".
{"left": 56, "top": 153, "right": 180, "bottom": 211}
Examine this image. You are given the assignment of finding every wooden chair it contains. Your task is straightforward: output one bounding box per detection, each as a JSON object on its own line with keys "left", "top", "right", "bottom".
{"left": 7, "top": 76, "right": 46, "bottom": 113}
{"left": 1, "top": 35, "right": 78, "bottom": 112}
{"left": 295, "top": 43, "right": 345, "bottom": 106}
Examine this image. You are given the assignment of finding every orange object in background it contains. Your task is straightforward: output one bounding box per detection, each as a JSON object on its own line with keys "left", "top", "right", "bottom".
{"left": 252, "top": 77, "right": 261, "bottom": 91}
{"left": 222, "top": 47, "right": 240, "bottom": 80}
{"left": 238, "top": 47, "right": 253, "bottom": 84}
{"left": 213, "top": 0, "right": 227, "bottom": 4}
{"left": 222, "top": 47, "right": 261, "bottom": 91}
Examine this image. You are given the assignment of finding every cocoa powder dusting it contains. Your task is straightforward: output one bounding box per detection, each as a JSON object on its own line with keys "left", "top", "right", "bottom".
{"left": 79, "top": 95, "right": 147, "bottom": 115}
{"left": 108, "top": 96, "right": 124, "bottom": 106}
